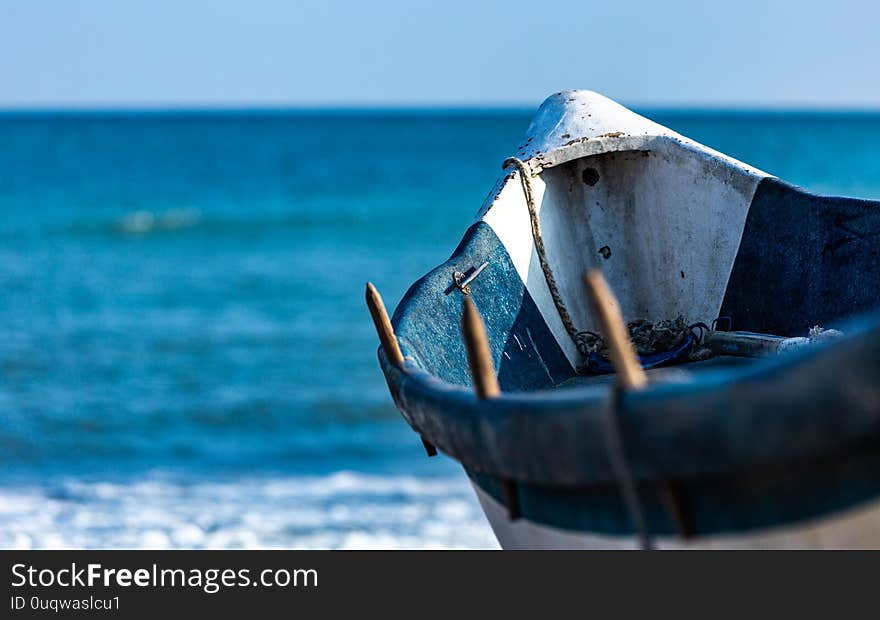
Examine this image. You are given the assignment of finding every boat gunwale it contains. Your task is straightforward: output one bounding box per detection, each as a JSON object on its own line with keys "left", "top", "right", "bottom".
{"left": 379, "top": 314, "right": 880, "bottom": 487}
{"left": 506, "top": 90, "right": 769, "bottom": 178}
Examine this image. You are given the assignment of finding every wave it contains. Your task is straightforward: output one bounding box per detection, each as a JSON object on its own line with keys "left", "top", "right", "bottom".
{"left": 108, "top": 207, "right": 438, "bottom": 237}
{"left": 0, "top": 471, "right": 497, "bottom": 550}
{"left": 1, "top": 203, "right": 456, "bottom": 242}
{"left": 116, "top": 208, "right": 202, "bottom": 234}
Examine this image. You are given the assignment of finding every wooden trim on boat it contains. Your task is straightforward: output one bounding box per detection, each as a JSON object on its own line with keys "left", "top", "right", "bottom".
{"left": 461, "top": 297, "right": 500, "bottom": 399}
{"left": 583, "top": 269, "right": 647, "bottom": 390}
{"left": 366, "top": 282, "right": 404, "bottom": 366}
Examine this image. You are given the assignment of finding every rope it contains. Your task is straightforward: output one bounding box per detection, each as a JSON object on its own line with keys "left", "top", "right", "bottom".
{"left": 503, "top": 156, "right": 654, "bottom": 549}
{"left": 499, "top": 162, "right": 712, "bottom": 370}
{"left": 576, "top": 318, "right": 712, "bottom": 364}
{"left": 503, "top": 157, "right": 579, "bottom": 339}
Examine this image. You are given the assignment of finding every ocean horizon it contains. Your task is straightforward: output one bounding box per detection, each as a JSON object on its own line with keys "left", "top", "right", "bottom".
{"left": 4, "top": 101, "right": 880, "bottom": 111}
{"left": 3, "top": 108, "right": 880, "bottom": 548}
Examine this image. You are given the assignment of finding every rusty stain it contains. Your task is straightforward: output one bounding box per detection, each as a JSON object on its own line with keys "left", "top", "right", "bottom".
{"left": 598, "top": 131, "right": 625, "bottom": 138}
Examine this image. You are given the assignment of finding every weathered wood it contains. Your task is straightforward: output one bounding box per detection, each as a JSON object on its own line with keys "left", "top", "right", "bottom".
{"left": 461, "top": 297, "right": 500, "bottom": 399}
{"left": 365, "top": 282, "right": 404, "bottom": 366}
{"left": 583, "top": 269, "right": 648, "bottom": 390}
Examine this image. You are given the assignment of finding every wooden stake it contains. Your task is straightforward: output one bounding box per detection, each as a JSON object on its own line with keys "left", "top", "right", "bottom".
{"left": 461, "top": 297, "right": 500, "bottom": 399}
{"left": 583, "top": 269, "right": 647, "bottom": 390}
{"left": 365, "top": 282, "right": 404, "bottom": 366}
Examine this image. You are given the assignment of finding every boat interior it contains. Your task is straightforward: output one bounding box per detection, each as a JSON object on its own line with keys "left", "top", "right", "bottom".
{"left": 392, "top": 140, "right": 880, "bottom": 396}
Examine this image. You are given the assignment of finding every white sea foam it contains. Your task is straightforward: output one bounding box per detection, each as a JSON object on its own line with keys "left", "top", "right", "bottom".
{"left": 0, "top": 471, "right": 498, "bottom": 550}
{"left": 116, "top": 208, "right": 201, "bottom": 234}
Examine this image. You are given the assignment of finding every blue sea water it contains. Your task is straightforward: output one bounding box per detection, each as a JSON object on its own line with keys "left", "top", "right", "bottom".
{"left": 2, "top": 108, "right": 880, "bottom": 548}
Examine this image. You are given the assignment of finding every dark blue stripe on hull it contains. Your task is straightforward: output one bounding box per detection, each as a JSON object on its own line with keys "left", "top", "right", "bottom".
{"left": 392, "top": 221, "right": 574, "bottom": 391}
{"left": 469, "top": 437, "right": 880, "bottom": 537}
{"left": 721, "top": 177, "right": 880, "bottom": 335}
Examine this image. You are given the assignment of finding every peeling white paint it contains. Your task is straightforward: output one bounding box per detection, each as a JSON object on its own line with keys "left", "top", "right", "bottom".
{"left": 479, "top": 90, "right": 769, "bottom": 366}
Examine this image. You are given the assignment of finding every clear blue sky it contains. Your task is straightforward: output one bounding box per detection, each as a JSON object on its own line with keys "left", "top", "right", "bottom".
{"left": 2, "top": 0, "right": 879, "bottom": 108}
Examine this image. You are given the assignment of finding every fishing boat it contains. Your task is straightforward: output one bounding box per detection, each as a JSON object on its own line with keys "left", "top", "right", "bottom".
{"left": 367, "top": 90, "right": 880, "bottom": 549}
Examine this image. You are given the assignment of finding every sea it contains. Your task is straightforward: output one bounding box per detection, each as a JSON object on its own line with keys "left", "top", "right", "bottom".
{"left": 2, "top": 108, "right": 880, "bottom": 549}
